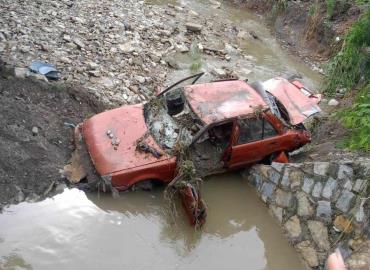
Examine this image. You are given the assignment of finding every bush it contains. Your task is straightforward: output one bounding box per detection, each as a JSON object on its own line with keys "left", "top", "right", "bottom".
{"left": 324, "top": 8, "right": 370, "bottom": 94}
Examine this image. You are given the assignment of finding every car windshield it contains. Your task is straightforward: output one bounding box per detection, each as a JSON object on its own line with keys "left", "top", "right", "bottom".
{"left": 144, "top": 88, "right": 204, "bottom": 150}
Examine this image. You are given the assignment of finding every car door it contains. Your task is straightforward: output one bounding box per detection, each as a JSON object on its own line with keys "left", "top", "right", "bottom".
{"left": 227, "top": 115, "right": 281, "bottom": 169}
{"left": 189, "top": 120, "right": 234, "bottom": 176}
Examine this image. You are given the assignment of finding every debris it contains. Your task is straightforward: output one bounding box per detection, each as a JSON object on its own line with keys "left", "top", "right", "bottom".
{"left": 333, "top": 215, "right": 353, "bottom": 233}
{"left": 29, "top": 61, "right": 60, "bottom": 81}
{"left": 62, "top": 150, "right": 87, "bottom": 183}
{"left": 136, "top": 140, "right": 163, "bottom": 158}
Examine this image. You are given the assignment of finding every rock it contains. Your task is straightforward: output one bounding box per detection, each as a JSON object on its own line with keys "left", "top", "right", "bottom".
{"left": 135, "top": 75, "right": 145, "bottom": 84}
{"left": 211, "top": 67, "right": 226, "bottom": 77}
{"left": 249, "top": 173, "right": 263, "bottom": 190}
{"left": 289, "top": 170, "right": 303, "bottom": 190}
{"left": 14, "top": 67, "right": 28, "bottom": 78}
{"left": 87, "top": 61, "right": 99, "bottom": 70}
{"left": 55, "top": 183, "right": 67, "bottom": 194}
{"left": 353, "top": 179, "right": 366, "bottom": 193}
{"left": 336, "top": 190, "right": 355, "bottom": 212}
{"left": 284, "top": 215, "right": 301, "bottom": 239}
{"left": 88, "top": 70, "right": 101, "bottom": 77}
{"left": 333, "top": 215, "right": 353, "bottom": 233}
{"left": 119, "top": 42, "right": 135, "bottom": 53}
{"left": 31, "top": 126, "right": 39, "bottom": 136}
{"left": 307, "top": 221, "right": 330, "bottom": 251}
{"left": 176, "top": 43, "right": 189, "bottom": 53}
{"left": 60, "top": 57, "right": 71, "bottom": 64}
{"left": 73, "top": 38, "right": 84, "bottom": 49}
{"left": 337, "top": 164, "right": 354, "bottom": 180}
{"left": 188, "top": 10, "right": 199, "bottom": 16}
{"left": 210, "top": 0, "right": 221, "bottom": 8}
{"left": 268, "top": 168, "right": 281, "bottom": 185}
{"left": 275, "top": 189, "right": 293, "bottom": 208}
{"left": 316, "top": 201, "right": 332, "bottom": 222}
{"left": 322, "top": 177, "right": 338, "bottom": 200}
{"left": 260, "top": 182, "right": 276, "bottom": 203}
{"left": 302, "top": 177, "right": 314, "bottom": 194}
{"left": 63, "top": 34, "right": 71, "bottom": 42}
{"left": 328, "top": 99, "right": 339, "bottom": 106}
{"left": 296, "top": 241, "right": 319, "bottom": 267}
{"left": 312, "top": 182, "right": 323, "bottom": 198}
{"left": 19, "top": 46, "right": 30, "bottom": 53}
{"left": 165, "top": 57, "right": 179, "bottom": 69}
{"left": 269, "top": 205, "right": 283, "bottom": 223}
{"left": 237, "top": 31, "right": 249, "bottom": 40}
{"left": 97, "top": 77, "right": 114, "bottom": 88}
{"left": 342, "top": 179, "right": 353, "bottom": 190}
{"left": 281, "top": 168, "right": 290, "bottom": 189}
{"left": 314, "top": 162, "right": 329, "bottom": 176}
{"left": 198, "top": 43, "right": 204, "bottom": 51}
{"left": 271, "top": 162, "right": 285, "bottom": 172}
{"left": 297, "top": 192, "right": 313, "bottom": 217}
{"left": 185, "top": 22, "right": 202, "bottom": 32}
{"left": 249, "top": 30, "right": 259, "bottom": 40}
{"left": 150, "top": 52, "right": 162, "bottom": 63}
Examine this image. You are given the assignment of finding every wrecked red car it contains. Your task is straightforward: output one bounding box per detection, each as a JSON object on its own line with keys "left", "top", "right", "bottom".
{"left": 73, "top": 73, "right": 321, "bottom": 224}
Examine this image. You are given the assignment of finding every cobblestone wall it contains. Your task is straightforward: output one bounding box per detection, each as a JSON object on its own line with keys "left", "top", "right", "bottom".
{"left": 243, "top": 160, "right": 370, "bottom": 269}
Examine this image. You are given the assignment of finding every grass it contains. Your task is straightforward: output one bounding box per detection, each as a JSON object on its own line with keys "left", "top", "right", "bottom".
{"left": 336, "top": 84, "right": 370, "bottom": 151}
{"left": 324, "top": 8, "right": 370, "bottom": 95}
{"left": 324, "top": 8, "right": 370, "bottom": 151}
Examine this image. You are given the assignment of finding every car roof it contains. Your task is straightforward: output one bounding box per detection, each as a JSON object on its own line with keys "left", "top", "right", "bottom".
{"left": 183, "top": 80, "right": 269, "bottom": 125}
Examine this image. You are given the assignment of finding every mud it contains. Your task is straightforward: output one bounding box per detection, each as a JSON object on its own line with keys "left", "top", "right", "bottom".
{"left": 0, "top": 68, "right": 104, "bottom": 209}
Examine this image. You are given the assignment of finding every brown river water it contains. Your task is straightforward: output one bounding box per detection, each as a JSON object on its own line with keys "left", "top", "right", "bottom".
{"left": 0, "top": 0, "right": 323, "bottom": 269}
{"left": 0, "top": 174, "right": 305, "bottom": 270}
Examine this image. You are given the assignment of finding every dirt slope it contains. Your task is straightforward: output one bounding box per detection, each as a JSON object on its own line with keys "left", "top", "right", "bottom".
{"left": 0, "top": 70, "right": 103, "bottom": 209}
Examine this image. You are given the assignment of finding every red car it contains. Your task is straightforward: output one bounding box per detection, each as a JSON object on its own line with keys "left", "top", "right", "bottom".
{"left": 73, "top": 73, "right": 321, "bottom": 224}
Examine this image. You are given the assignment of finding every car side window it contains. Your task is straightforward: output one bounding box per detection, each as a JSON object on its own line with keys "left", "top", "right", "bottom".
{"left": 264, "top": 120, "right": 278, "bottom": 139}
{"left": 237, "top": 117, "right": 277, "bottom": 144}
{"left": 238, "top": 118, "right": 263, "bottom": 144}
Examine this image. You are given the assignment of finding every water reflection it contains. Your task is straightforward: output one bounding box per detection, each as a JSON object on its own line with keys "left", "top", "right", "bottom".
{"left": 0, "top": 253, "right": 33, "bottom": 270}
{"left": 0, "top": 174, "right": 304, "bottom": 270}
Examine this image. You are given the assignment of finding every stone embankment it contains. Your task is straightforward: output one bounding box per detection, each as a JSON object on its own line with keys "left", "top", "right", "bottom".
{"left": 244, "top": 161, "right": 369, "bottom": 269}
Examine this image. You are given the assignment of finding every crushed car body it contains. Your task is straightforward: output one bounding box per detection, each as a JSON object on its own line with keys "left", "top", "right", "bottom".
{"left": 72, "top": 73, "right": 321, "bottom": 225}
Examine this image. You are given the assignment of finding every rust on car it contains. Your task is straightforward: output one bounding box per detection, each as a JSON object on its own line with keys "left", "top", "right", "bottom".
{"left": 71, "top": 73, "right": 321, "bottom": 226}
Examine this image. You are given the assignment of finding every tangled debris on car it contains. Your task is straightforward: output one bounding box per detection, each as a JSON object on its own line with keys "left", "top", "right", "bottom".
{"left": 67, "top": 72, "right": 321, "bottom": 226}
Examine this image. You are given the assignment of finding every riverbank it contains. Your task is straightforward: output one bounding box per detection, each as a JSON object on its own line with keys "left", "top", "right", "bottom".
{"left": 231, "top": 0, "right": 367, "bottom": 63}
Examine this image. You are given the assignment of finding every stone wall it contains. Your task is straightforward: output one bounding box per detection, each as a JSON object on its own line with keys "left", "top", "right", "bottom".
{"left": 243, "top": 160, "right": 370, "bottom": 269}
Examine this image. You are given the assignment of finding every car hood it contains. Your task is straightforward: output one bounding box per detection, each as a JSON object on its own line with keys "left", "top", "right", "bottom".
{"left": 262, "top": 78, "right": 321, "bottom": 125}
{"left": 82, "top": 104, "right": 170, "bottom": 175}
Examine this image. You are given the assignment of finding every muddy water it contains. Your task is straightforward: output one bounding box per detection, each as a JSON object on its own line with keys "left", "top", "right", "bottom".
{"left": 0, "top": 174, "right": 305, "bottom": 270}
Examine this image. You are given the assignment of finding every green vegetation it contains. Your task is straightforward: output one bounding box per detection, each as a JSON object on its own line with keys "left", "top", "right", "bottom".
{"left": 189, "top": 42, "right": 202, "bottom": 72}
{"left": 336, "top": 85, "right": 370, "bottom": 151}
{"left": 325, "top": 8, "right": 370, "bottom": 151}
{"left": 326, "top": 0, "right": 336, "bottom": 18}
{"left": 324, "top": 8, "right": 370, "bottom": 94}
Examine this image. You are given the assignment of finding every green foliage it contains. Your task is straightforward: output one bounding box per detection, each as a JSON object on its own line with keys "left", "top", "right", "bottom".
{"left": 189, "top": 42, "right": 202, "bottom": 72}
{"left": 324, "top": 8, "right": 370, "bottom": 94}
{"left": 326, "top": 0, "right": 336, "bottom": 18}
{"left": 308, "top": 3, "right": 319, "bottom": 17}
{"left": 336, "top": 84, "right": 370, "bottom": 151}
